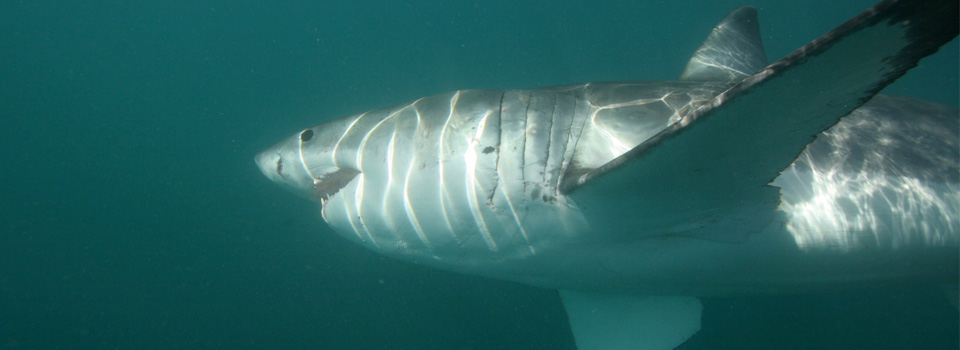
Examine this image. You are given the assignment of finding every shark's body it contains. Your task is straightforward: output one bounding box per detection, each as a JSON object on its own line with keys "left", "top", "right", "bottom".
{"left": 257, "top": 1, "right": 958, "bottom": 349}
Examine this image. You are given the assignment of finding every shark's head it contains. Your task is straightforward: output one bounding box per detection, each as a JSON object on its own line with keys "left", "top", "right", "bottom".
{"left": 256, "top": 121, "right": 361, "bottom": 203}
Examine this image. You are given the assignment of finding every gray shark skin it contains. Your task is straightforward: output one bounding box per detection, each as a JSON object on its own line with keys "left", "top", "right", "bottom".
{"left": 257, "top": 0, "right": 957, "bottom": 348}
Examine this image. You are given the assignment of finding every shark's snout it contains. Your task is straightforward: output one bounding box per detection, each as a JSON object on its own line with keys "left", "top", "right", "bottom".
{"left": 254, "top": 138, "right": 318, "bottom": 200}
{"left": 254, "top": 150, "right": 281, "bottom": 181}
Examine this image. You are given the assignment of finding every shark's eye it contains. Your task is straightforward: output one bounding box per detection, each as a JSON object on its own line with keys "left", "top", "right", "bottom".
{"left": 276, "top": 158, "right": 283, "bottom": 174}
{"left": 300, "top": 129, "right": 315, "bottom": 142}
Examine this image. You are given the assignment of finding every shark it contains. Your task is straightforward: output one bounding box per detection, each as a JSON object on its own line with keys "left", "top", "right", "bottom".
{"left": 256, "top": 0, "right": 959, "bottom": 349}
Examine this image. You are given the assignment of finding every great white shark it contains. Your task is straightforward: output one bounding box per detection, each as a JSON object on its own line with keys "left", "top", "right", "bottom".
{"left": 256, "top": 0, "right": 959, "bottom": 348}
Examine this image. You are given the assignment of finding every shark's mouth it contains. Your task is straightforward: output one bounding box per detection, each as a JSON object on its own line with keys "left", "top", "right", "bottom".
{"left": 312, "top": 168, "right": 361, "bottom": 204}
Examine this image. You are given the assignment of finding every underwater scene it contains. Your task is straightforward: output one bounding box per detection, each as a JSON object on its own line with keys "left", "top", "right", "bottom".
{"left": 1, "top": 0, "right": 957, "bottom": 349}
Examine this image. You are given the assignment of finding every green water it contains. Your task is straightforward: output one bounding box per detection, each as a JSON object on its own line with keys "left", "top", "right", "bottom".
{"left": 1, "top": 0, "right": 956, "bottom": 348}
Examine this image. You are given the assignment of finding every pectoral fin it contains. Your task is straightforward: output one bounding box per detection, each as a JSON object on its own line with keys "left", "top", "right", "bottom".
{"left": 565, "top": 0, "right": 958, "bottom": 242}
{"left": 560, "top": 290, "right": 702, "bottom": 350}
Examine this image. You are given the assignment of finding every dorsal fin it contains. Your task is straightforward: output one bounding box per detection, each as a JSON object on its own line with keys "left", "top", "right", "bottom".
{"left": 680, "top": 7, "right": 768, "bottom": 82}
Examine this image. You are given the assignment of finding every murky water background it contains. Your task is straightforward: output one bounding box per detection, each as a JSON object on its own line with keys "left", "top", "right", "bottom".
{"left": 1, "top": 0, "right": 956, "bottom": 348}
